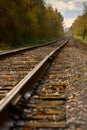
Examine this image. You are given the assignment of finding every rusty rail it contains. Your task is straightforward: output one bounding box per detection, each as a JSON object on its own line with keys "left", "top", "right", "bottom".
{"left": 0, "top": 39, "right": 68, "bottom": 114}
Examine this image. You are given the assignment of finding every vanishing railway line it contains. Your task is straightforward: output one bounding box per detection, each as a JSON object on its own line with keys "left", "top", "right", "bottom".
{"left": 0, "top": 37, "right": 87, "bottom": 130}
{"left": 0, "top": 39, "right": 65, "bottom": 102}
{"left": 0, "top": 38, "right": 68, "bottom": 130}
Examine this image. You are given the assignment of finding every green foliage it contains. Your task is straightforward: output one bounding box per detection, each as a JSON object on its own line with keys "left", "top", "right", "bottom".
{"left": 71, "top": 2, "right": 87, "bottom": 41}
{"left": 0, "top": 0, "right": 64, "bottom": 48}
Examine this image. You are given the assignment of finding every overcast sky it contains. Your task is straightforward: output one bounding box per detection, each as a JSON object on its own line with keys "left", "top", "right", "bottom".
{"left": 44, "top": 0, "right": 85, "bottom": 28}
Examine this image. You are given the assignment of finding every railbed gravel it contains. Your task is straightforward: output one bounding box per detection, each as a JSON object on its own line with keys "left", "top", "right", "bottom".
{"left": 56, "top": 38, "right": 87, "bottom": 130}
{"left": 0, "top": 38, "right": 87, "bottom": 130}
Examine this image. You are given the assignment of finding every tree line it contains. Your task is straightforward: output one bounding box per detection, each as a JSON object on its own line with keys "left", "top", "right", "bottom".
{"left": 0, "top": 0, "right": 64, "bottom": 48}
{"left": 70, "top": 2, "right": 87, "bottom": 41}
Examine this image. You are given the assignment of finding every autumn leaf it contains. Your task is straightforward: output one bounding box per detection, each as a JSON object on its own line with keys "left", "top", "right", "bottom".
{"left": 7, "top": 77, "right": 13, "bottom": 81}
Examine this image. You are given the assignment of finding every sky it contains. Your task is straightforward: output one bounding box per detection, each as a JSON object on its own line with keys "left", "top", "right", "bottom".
{"left": 44, "top": 0, "right": 86, "bottom": 28}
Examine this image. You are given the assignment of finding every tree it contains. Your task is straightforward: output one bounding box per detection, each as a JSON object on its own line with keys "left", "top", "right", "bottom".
{"left": 0, "top": 0, "right": 64, "bottom": 47}
{"left": 71, "top": 2, "right": 87, "bottom": 40}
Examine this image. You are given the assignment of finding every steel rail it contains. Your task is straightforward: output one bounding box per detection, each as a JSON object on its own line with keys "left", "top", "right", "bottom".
{"left": 0, "top": 39, "right": 68, "bottom": 113}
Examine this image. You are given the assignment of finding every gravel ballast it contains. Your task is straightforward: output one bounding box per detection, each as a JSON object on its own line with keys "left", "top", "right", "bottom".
{"left": 54, "top": 38, "right": 87, "bottom": 130}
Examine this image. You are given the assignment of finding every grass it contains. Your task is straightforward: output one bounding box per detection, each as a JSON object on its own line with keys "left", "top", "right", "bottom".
{"left": 0, "top": 42, "right": 10, "bottom": 51}
{"left": 0, "top": 40, "right": 46, "bottom": 51}
{"left": 74, "top": 35, "right": 87, "bottom": 44}
{"left": 80, "top": 68, "right": 87, "bottom": 72}
{"left": 0, "top": 38, "right": 59, "bottom": 51}
{"left": 75, "top": 77, "right": 84, "bottom": 82}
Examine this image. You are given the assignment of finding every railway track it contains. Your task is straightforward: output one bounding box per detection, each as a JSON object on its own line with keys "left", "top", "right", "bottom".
{"left": 0, "top": 39, "right": 65, "bottom": 103}
{"left": 0, "top": 38, "right": 68, "bottom": 130}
